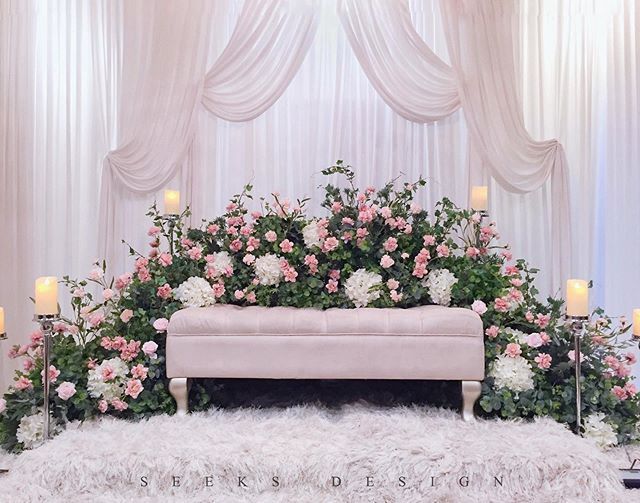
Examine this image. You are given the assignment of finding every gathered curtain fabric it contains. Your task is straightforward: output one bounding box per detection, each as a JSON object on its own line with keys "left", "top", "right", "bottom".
{"left": 101, "top": 0, "right": 570, "bottom": 286}
{"left": 99, "top": 0, "right": 319, "bottom": 266}
{"left": 338, "top": 0, "right": 571, "bottom": 286}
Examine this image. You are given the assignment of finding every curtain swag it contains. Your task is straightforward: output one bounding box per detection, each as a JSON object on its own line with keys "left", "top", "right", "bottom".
{"left": 100, "top": 0, "right": 570, "bottom": 286}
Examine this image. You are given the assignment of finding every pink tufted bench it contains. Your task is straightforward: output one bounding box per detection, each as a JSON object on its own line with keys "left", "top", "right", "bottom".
{"left": 166, "top": 305, "right": 484, "bottom": 421}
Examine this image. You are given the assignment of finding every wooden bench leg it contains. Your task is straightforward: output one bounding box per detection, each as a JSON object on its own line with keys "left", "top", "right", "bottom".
{"left": 169, "top": 377, "right": 189, "bottom": 416}
{"left": 461, "top": 380, "right": 481, "bottom": 422}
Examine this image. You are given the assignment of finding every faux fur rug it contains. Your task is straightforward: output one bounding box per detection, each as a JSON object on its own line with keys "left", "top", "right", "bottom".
{"left": 0, "top": 404, "right": 637, "bottom": 502}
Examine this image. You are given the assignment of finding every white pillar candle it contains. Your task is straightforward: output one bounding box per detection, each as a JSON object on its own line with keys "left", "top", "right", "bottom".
{"left": 633, "top": 309, "right": 640, "bottom": 337}
{"left": 0, "top": 307, "right": 4, "bottom": 334}
{"left": 566, "top": 279, "right": 589, "bottom": 317}
{"left": 164, "top": 189, "right": 180, "bottom": 215}
{"left": 35, "top": 277, "right": 58, "bottom": 315}
{"left": 470, "top": 186, "right": 488, "bottom": 211}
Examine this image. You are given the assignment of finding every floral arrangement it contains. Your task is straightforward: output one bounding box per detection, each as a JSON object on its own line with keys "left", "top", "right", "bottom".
{"left": 0, "top": 161, "right": 638, "bottom": 451}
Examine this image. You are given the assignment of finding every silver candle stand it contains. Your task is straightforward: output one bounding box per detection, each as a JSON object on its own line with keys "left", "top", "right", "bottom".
{"left": 34, "top": 312, "right": 60, "bottom": 442}
{"left": 0, "top": 326, "right": 6, "bottom": 473}
{"left": 568, "top": 314, "right": 588, "bottom": 434}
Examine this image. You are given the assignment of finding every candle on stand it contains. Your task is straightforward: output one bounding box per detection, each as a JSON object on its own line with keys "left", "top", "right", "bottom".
{"left": 164, "top": 189, "right": 180, "bottom": 215}
{"left": 633, "top": 309, "right": 640, "bottom": 337}
{"left": 35, "top": 277, "right": 58, "bottom": 316}
{"left": 470, "top": 186, "right": 488, "bottom": 212}
{"left": 566, "top": 279, "right": 589, "bottom": 317}
{"left": 0, "top": 307, "right": 4, "bottom": 334}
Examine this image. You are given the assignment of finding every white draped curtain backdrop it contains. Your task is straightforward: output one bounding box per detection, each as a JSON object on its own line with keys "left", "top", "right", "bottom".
{"left": 1, "top": 0, "right": 639, "bottom": 391}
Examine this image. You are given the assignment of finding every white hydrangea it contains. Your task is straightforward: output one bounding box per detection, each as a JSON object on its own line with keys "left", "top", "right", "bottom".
{"left": 87, "top": 357, "right": 130, "bottom": 400}
{"left": 583, "top": 413, "right": 618, "bottom": 448}
{"left": 16, "top": 412, "right": 59, "bottom": 449}
{"left": 207, "top": 251, "right": 233, "bottom": 278}
{"left": 425, "top": 268, "right": 458, "bottom": 306}
{"left": 254, "top": 253, "right": 284, "bottom": 286}
{"left": 174, "top": 277, "right": 216, "bottom": 308}
{"left": 344, "top": 269, "right": 382, "bottom": 308}
{"left": 302, "top": 221, "right": 323, "bottom": 249}
{"left": 489, "top": 354, "right": 535, "bottom": 393}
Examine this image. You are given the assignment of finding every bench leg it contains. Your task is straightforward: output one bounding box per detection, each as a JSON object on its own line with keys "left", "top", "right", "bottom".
{"left": 461, "top": 380, "right": 481, "bottom": 422}
{"left": 169, "top": 377, "right": 189, "bottom": 416}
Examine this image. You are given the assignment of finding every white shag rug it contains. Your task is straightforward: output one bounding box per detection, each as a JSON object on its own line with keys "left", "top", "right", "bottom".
{"left": 0, "top": 404, "right": 637, "bottom": 502}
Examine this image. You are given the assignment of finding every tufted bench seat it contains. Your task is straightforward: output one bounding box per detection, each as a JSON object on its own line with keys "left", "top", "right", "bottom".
{"left": 166, "top": 305, "right": 484, "bottom": 420}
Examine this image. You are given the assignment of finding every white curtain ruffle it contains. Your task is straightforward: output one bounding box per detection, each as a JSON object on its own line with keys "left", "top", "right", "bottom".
{"left": 202, "top": 0, "right": 319, "bottom": 122}
{"left": 338, "top": 0, "right": 460, "bottom": 122}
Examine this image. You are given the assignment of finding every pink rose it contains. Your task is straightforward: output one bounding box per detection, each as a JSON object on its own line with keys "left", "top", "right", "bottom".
{"left": 265, "top": 231, "right": 277, "bottom": 242}
{"left": 380, "top": 207, "right": 392, "bottom": 219}
{"left": 111, "top": 398, "right": 128, "bottom": 411}
{"left": 147, "top": 226, "right": 161, "bottom": 237}
{"left": 153, "top": 318, "right": 169, "bottom": 332}
{"left": 505, "top": 343, "right": 522, "bottom": 358}
{"left": 342, "top": 217, "right": 355, "bottom": 226}
{"left": 383, "top": 237, "right": 398, "bottom": 252}
{"left": 624, "top": 382, "right": 637, "bottom": 396}
{"left": 535, "top": 314, "right": 550, "bottom": 329}
{"left": 229, "top": 239, "right": 243, "bottom": 252}
{"left": 279, "top": 239, "right": 294, "bottom": 253}
{"left": 380, "top": 255, "right": 395, "bottom": 269}
{"left": 494, "top": 297, "right": 510, "bottom": 312}
{"left": 98, "top": 400, "right": 108, "bottom": 413}
{"left": 157, "top": 283, "right": 173, "bottom": 300}
{"left": 329, "top": 269, "right": 341, "bottom": 281}
{"left": 331, "top": 201, "right": 343, "bottom": 213}
{"left": 501, "top": 250, "right": 513, "bottom": 261}
{"left": 56, "top": 382, "right": 77, "bottom": 401}
{"left": 423, "top": 235, "right": 436, "bottom": 246}
{"left": 471, "top": 300, "right": 487, "bottom": 315}
{"left": 88, "top": 310, "right": 105, "bottom": 328}
{"left": 88, "top": 267, "right": 104, "bottom": 281}
{"left": 23, "top": 359, "right": 35, "bottom": 372}
{"left": 243, "top": 254, "right": 256, "bottom": 265}
{"left": 207, "top": 224, "right": 220, "bottom": 235}
{"left": 158, "top": 253, "right": 173, "bottom": 267}
{"left": 387, "top": 279, "right": 400, "bottom": 290}
{"left": 212, "top": 283, "right": 225, "bottom": 298}
{"left": 466, "top": 247, "right": 480, "bottom": 259}
{"left": 525, "top": 311, "right": 534, "bottom": 322}
{"left": 142, "top": 341, "right": 158, "bottom": 359}
{"left": 246, "top": 292, "right": 257, "bottom": 303}
{"left": 511, "top": 278, "right": 523, "bottom": 287}
{"left": 390, "top": 290, "right": 403, "bottom": 302}
{"left": 72, "top": 287, "right": 86, "bottom": 298}
{"left": 625, "top": 352, "right": 637, "bottom": 365}
{"left": 41, "top": 365, "right": 60, "bottom": 383}
{"left": 304, "top": 255, "right": 319, "bottom": 274}
{"left": 325, "top": 279, "right": 339, "bottom": 293}
{"left": 534, "top": 353, "right": 552, "bottom": 369}
{"left": 322, "top": 236, "right": 339, "bottom": 253}
{"left": 436, "top": 244, "right": 450, "bottom": 258}
{"left": 131, "top": 364, "right": 148, "bottom": 381}
{"left": 525, "top": 333, "right": 543, "bottom": 348}
{"left": 15, "top": 376, "right": 33, "bottom": 391}
{"left": 234, "top": 290, "right": 245, "bottom": 300}
{"left": 120, "top": 309, "right": 134, "bottom": 323}
{"left": 187, "top": 247, "right": 203, "bottom": 261}
{"left": 115, "top": 273, "right": 132, "bottom": 290}
{"left": 612, "top": 385, "right": 628, "bottom": 400}
{"left": 102, "top": 364, "right": 116, "bottom": 381}
{"left": 125, "top": 379, "right": 144, "bottom": 400}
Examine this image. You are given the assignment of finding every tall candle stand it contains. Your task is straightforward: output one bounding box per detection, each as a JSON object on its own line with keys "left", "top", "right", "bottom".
{"left": 0, "top": 326, "right": 7, "bottom": 473}
{"left": 34, "top": 312, "right": 60, "bottom": 442}
{"left": 568, "top": 314, "right": 588, "bottom": 434}
{"left": 162, "top": 214, "right": 179, "bottom": 255}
